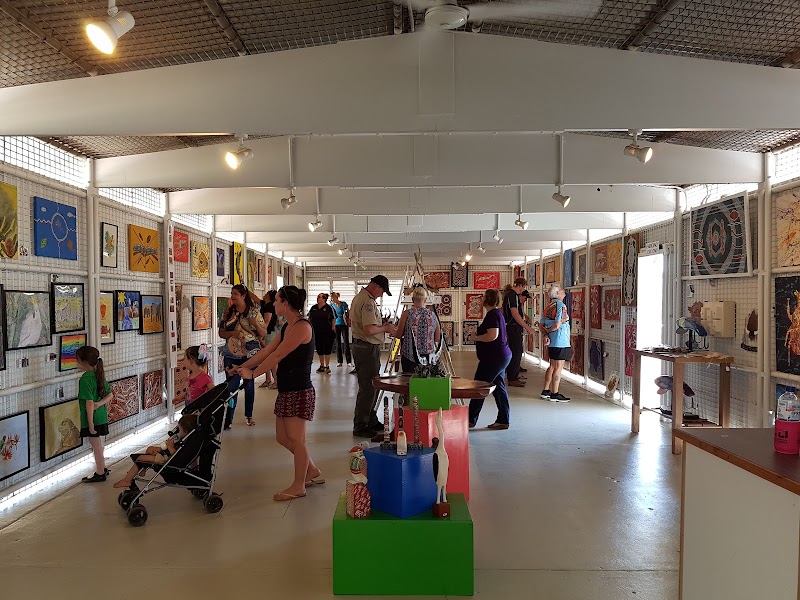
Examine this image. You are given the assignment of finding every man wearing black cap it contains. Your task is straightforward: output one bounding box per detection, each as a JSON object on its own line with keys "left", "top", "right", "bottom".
{"left": 350, "top": 275, "right": 397, "bottom": 437}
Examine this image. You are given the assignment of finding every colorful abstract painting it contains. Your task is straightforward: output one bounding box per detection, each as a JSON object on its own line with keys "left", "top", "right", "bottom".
{"left": 217, "top": 296, "right": 230, "bottom": 324}
{"left": 246, "top": 248, "right": 256, "bottom": 285}
{"left": 588, "top": 338, "right": 604, "bottom": 381}
{"left": 256, "top": 256, "right": 264, "bottom": 283}
{"left": 571, "top": 288, "right": 585, "bottom": 321}
{"left": 173, "top": 364, "right": 188, "bottom": 405}
{"left": 33, "top": 197, "right": 77, "bottom": 260}
{"left": 594, "top": 244, "right": 608, "bottom": 274}
{"left": 115, "top": 290, "right": 141, "bottom": 332}
{"left": 143, "top": 369, "right": 164, "bottom": 410}
{"left": 589, "top": 285, "right": 602, "bottom": 329}
{"left": 0, "top": 411, "right": 29, "bottom": 482}
{"left": 603, "top": 288, "right": 621, "bottom": 321}
{"left": 128, "top": 224, "right": 160, "bottom": 273}
{"left": 216, "top": 247, "right": 225, "bottom": 276}
{"left": 776, "top": 190, "right": 800, "bottom": 268}
{"left": 606, "top": 241, "right": 622, "bottom": 277}
{"left": 570, "top": 334, "right": 585, "bottom": 376}
{"left": 451, "top": 262, "right": 468, "bottom": 288}
{"left": 625, "top": 321, "right": 637, "bottom": 377}
{"left": 577, "top": 253, "right": 587, "bottom": 285}
{"left": 101, "top": 222, "right": 117, "bottom": 268}
{"left": 99, "top": 291, "right": 115, "bottom": 344}
{"left": 40, "top": 399, "right": 82, "bottom": 461}
{"left": 109, "top": 375, "right": 140, "bottom": 424}
{"left": 0, "top": 182, "right": 19, "bottom": 259}
{"left": 462, "top": 320, "right": 478, "bottom": 345}
{"left": 473, "top": 272, "right": 500, "bottom": 290}
{"left": 191, "top": 241, "right": 210, "bottom": 278}
{"left": 59, "top": 333, "right": 86, "bottom": 371}
{"left": 690, "top": 192, "right": 750, "bottom": 277}
{"left": 465, "top": 293, "right": 484, "bottom": 319}
{"left": 51, "top": 283, "right": 84, "bottom": 334}
{"left": 622, "top": 233, "right": 641, "bottom": 307}
{"left": 441, "top": 321, "right": 455, "bottom": 347}
{"left": 425, "top": 271, "right": 451, "bottom": 290}
{"left": 4, "top": 290, "right": 51, "bottom": 349}
{"left": 140, "top": 295, "right": 164, "bottom": 334}
{"left": 776, "top": 276, "right": 800, "bottom": 375}
{"left": 192, "top": 296, "right": 211, "bottom": 330}
{"left": 173, "top": 230, "right": 189, "bottom": 262}
{"left": 563, "top": 249, "right": 574, "bottom": 287}
{"left": 232, "top": 242, "right": 244, "bottom": 285}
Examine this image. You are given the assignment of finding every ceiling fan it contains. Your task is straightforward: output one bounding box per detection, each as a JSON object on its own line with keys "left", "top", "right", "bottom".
{"left": 405, "top": 0, "right": 602, "bottom": 31}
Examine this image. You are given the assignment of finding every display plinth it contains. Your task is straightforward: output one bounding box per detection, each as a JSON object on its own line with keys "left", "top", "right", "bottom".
{"left": 409, "top": 376, "right": 452, "bottom": 410}
{"left": 332, "top": 492, "right": 474, "bottom": 596}
{"left": 394, "top": 404, "right": 471, "bottom": 500}
{"left": 364, "top": 446, "right": 437, "bottom": 519}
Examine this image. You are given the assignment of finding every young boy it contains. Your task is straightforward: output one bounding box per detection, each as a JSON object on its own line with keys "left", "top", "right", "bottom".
{"left": 113, "top": 414, "right": 197, "bottom": 489}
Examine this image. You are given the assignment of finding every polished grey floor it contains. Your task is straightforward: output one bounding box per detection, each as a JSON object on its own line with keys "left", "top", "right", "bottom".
{"left": 0, "top": 353, "right": 680, "bottom": 599}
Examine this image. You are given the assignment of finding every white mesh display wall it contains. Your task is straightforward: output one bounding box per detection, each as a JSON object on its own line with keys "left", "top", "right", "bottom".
{"left": 173, "top": 228, "right": 214, "bottom": 355}
{"left": 1, "top": 136, "right": 88, "bottom": 189}
{"left": 98, "top": 187, "right": 164, "bottom": 217}
{"left": 172, "top": 213, "right": 212, "bottom": 233}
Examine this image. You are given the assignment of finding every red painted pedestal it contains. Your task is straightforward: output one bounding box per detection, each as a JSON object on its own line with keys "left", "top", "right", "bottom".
{"left": 393, "top": 404, "right": 470, "bottom": 500}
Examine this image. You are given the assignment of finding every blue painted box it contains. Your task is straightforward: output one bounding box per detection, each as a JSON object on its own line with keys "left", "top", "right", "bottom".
{"left": 364, "top": 446, "right": 437, "bottom": 519}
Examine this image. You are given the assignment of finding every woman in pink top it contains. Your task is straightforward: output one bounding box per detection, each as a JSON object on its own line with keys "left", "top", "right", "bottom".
{"left": 184, "top": 345, "right": 215, "bottom": 407}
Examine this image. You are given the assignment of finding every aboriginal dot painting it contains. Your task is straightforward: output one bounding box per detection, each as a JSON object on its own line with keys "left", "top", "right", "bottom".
{"left": 690, "top": 193, "right": 749, "bottom": 277}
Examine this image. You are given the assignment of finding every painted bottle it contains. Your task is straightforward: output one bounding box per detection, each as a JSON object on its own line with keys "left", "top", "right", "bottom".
{"left": 774, "top": 391, "right": 800, "bottom": 454}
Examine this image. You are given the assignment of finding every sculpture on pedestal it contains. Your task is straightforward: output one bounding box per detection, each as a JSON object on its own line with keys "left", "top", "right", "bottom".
{"left": 432, "top": 407, "right": 450, "bottom": 518}
{"left": 346, "top": 444, "right": 370, "bottom": 518}
{"left": 409, "top": 396, "right": 424, "bottom": 451}
{"left": 380, "top": 395, "right": 395, "bottom": 450}
{"left": 396, "top": 397, "right": 408, "bottom": 455}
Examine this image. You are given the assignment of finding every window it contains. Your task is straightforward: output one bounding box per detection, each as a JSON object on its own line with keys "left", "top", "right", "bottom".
{"left": 1, "top": 136, "right": 88, "bottom": 189}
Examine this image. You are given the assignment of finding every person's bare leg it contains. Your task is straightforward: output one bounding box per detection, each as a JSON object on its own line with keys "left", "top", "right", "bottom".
{"left": 88, "top": 437, "right": 106, "bottom": 474}
{"left": 276, "top": 417, "right": 320, "bottom": 481}
{"left": 543, "top": 364, "right": 555, "bottom": 390}
{"left": 275, "top": 417, "right": 311, "bottom": 499}
{"left": 113, "top": 464, "right": 141, "bottom": 488}
{"left": 551, "top": 361, "right": 564, "bottom": 394}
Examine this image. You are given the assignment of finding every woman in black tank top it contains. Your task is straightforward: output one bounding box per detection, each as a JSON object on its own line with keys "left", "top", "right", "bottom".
{"left": 235, "top": 285, "right": 323, "bottom": 502}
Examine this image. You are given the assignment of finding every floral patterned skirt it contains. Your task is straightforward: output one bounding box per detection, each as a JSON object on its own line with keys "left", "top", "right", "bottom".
{"left": 274, "top": 387, "right": 316, "bottom": 421}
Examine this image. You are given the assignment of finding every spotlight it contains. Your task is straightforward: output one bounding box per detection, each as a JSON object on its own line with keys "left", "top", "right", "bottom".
{"left": 338, "top": 246, "right": 346, "bottom": 256}
{"left": 464, "top": 252, "right": 473, "bottom": 262}
{"left": 624, "top": 129, "right": 653, "bottom": 164}
{"left": 327, "top": 236, "right": 338, "bottom": 246}
{"left": 280, "top": 193, "right": 297, "bottom": 210}
{"left": 225, "top": 136, "right": 254, "bottom": 170}
{"left": 493, "top": 230, "right": 502, "bottom": 242}
{"left": 552, "top": 187, "right": 571, "bottom": 208}
{"left": 514, "top": 214, "right": 529, "bottom": 230}
{"left": 478, "top": 244, "right": 486, "bottom": 254}
{"left": 86, "top": 2, "right": 134, "bottom": 54}
{"left": 308, "top": 218, "right": 322, "bottom": 232}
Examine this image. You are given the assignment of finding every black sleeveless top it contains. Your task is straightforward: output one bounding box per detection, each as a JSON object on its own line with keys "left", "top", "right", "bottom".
{"left": 276, "top": 319, "right": 314, "bottom": 393}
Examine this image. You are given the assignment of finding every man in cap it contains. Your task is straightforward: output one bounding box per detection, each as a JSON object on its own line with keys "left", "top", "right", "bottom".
{"left": 503, "top": 277, "right": 538, "bottom": 387}
{"left": 350, "top": 275, "right": 397, "bottom": 437}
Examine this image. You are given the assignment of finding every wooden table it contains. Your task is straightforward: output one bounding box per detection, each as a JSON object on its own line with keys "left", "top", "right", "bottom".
{"left": 631, "top": 349, "right": 733, "bottom": 454}
{"left": 372, "top": 375, "right": 495, "bottom": 400}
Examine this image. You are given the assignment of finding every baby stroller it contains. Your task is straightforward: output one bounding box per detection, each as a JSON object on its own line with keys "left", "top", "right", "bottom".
{"left": 117, "top": 381, "right": 238, "bottom": 527}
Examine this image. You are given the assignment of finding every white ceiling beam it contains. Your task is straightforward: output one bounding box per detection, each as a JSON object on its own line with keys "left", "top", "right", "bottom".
{"left": 170, "top": 184, "right": 676, "bottom": 215}
{"left": 245, "top": 231, "right": 564, "bottom": 246}
{"left": 5, "top": 32, "right": 800, "bottom": 135}
{"left": 96, "top": 133, "right": 761, "bottom": 189}
{"left": 268, "top": 242, "right": 554, "bottom": 252}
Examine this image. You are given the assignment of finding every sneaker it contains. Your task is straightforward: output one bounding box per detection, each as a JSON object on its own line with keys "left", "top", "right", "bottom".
{"left": 549, "top": 392, "right": 571, "bottom": 403}
{"left": 540, "top": 389, "right": 551, "bottom": 399}
{"left": 337, "top": 363, "right": 343, "bottom": 367}
{"left": 316, "top": 366, "right": 325, "bottom": 373}
{"left": 325, "top": 366, "right": 331, "bottom": 374}
{"left": 347, "top": 363, "right": 354, "bottom": 368}
{"left": 350, "top": 368, "right": 357, "bottom": 375}
{"left": 520, "top": 367, "right": 528, "bottom": 372}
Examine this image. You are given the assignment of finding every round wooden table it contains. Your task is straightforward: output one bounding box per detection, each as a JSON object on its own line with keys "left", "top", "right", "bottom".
{"left": 372, "top": 374, "right": 495, "bottom": 400}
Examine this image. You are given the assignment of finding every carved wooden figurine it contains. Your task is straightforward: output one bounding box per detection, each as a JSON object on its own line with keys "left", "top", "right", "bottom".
{"left": 409, "top": 396, "right": 424, "bottom": 450}
{"left": 396, "top": 397, "right": 408, "bottom": 455}
{"left": 432, "top": 407, "right": 450, "bottom": 518}
{"left": 380, "top": 395, "right": 395, "bottom": 450}
{"left": 346, "top": 445, "right": 370, "bottom": 518}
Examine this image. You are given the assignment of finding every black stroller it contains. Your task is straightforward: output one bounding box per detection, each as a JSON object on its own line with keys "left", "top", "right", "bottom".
{"left": 117, "top": 381, "right": 237, "bottom": 527}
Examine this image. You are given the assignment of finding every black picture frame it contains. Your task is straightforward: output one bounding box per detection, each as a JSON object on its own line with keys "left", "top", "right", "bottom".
{"left": 100, "top": 222, "right": 118, "bottom": 268}
{"left": 192, "top": 296, "right": 211, "bottom": 331}
{"left": 3, "top": 289, "right": 52, "bottom": 350}
{"left": 0, "top": 411, "right": 30, "bottom": 482}
{"left": 139, "top": 294, "right": 165, "bottom": 335}
{"left": 58, "top": 333, "right": 86, "bottom": 372}
{"left": 0, "top": 284, "right": 5, "bottom": 371}
{"left": 39, "top": 398, "right": 83, "bottom": 462}
{"left": 115, "top": 290, "right": 141, "bottom": 332}
{"left": 50, "top": 282, "right": 86, "bottom": 334}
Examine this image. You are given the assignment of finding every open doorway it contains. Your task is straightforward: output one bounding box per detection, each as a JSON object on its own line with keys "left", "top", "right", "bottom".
{"left": 637, "top": 253, "right": 666, "bottom": 409}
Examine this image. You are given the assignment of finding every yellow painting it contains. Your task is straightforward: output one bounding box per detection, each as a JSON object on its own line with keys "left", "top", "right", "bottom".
{"left": 0, "top": 182, "right": 19, "bottom": 259}
{"left": 777, "top": 190, "right": 800, "bottom": 268}
{"left": 606, "top": 241, "right": 622, "bottom": 277}
{"left": 232, "top": 242, "right": 244, "bottom": 285}
{"left": 128, "top": 224, "right": 160, "bottom": 273}
{"left": 191, "top": 241, "right": 210, "bottom": 278}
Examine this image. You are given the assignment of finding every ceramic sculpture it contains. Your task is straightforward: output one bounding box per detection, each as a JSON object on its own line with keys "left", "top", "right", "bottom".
{"left": 432, "top": 407, "right": 450, "bottom": 518}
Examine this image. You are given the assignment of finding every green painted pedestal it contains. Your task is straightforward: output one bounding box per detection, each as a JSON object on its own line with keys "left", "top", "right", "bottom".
{"left": 409, "top": 375, "right": 452, "bottom": 410}
{"left": 332, "top": 492, "right": 474, "bottom": 596}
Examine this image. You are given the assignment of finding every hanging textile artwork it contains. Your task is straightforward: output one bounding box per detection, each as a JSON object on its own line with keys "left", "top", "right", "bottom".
{"left": 465, "top": 293, "right": 484, "bottom": 319}
{"left": 173, "top": 231, "right": 189, "bottom": 263}
{"left": 462, "top": 320, "right": 478, "bottom": 345}
{"left": 438, "top": 294, "right": 452, "bottom": 317}
{"left": 577, "top": 253, "right": 587, "bottom": 285}
{"left": 625, "top": 321, "right": 637, "bottom": 377}
{"left": 570, "top": 334, "right": 585, "bottom": 376}
{"left": 776, "top": 189, "right": 800, "bottom": 268}
{"left": 451, "top": 262, "right": 469, "bottom": 288}
{"left": 535, "top": 264, "right": 541, "bottom": 286}
{"left": 622, "top": 233, "right": 641, "bottom": 307}
{"left": 603, "top": 288, "right": 621, "bottom": 321}
{"left": 776, "top": 276, "right": 800, "bottom": 375}
{"left": 594, "top": 244, "right": 608, "bottom": 274}
{"left": 424, "top": 271, "right": 451, "bottom": 290}
{"left": 473, "top": 272, "right": 500, "bottom": 290}
{"left": 589, "top": 285, "right": 602, "bottom": 329}
{"left": 690, "top": 192, "right": 750, "bottom": 277}
{"left": 440, "top": 321, "right": 455, "bottom": 347}
{"left": 563, "top": 249, "right": 573, "bottom": 287}
{"left": 571, "top": 288, "right": 585, "bottom": 331}
{"left": 606, "top": 241, "right": 622, "bottom": 277}
{"left": 588, "top": 338, "right": 604, "bottom": 381}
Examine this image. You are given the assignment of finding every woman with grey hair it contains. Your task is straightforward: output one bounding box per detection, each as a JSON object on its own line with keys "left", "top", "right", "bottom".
{"left": 539, "top": 285, "right": 571, "bottom": 402}
{"left": 394, "top": 285, "right": 441, "bottom": 373}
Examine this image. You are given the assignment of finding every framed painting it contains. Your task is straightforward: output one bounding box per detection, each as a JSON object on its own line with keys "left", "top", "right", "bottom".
{"left": 173, "top": 230, "right": 189, "bottom": 263}
{"left": 594, "top": 244, "right": 608, "bottom": 274}
{"left": 535, "top": 263, "right": 541, "bottom": 286}
{"left": 690, "top": 191, "right": 751, "bottom": 278}
{"left": 33, "top": 196, "right": 77, "bottom": 260}
{"left": 424, "top": 271, "right": 451, "bottom": 290}
{"left": 622, "top": 233, "right": 641, "bottom": 307}
{"left": 465, "top": 293, "right": 484, "bottom": 319}
{"left": 527, "top": 262, "right": 536, "bottom": 289}
{"left": 217, "top": 296, "right": 230, "bottom": 324}
{"left": 451, "top": 262, "right": 469, "bottom": 288}
{"left": 577, "top": 252, "right": 587, "bottom": 285}
{"left": 544, "top": 259, "right": 557, "bottom": 284}
{"left": 571, "top": 288, "right": 585, "bottom": 321}
{"left": 438, "top": 293, "right": 452, "bottom": 317}
{"left": 246, "top": 248, "right": 256, "bottom": 285}
{"left": 603, "top": 288, "right": 622, "bottom": 321}
{"left": 441, "top": 321, "right": 455, "bottom": 347}
{"left": 283, "top": 264, "right": 290, "bottom": 283}
{"left": 256, "top": 256, "right": 264, "bottom": 283}
{"left": 99, "top": 291, "right": 115, "bottom": 344}
{"left": 109, "top": 375, "right": 140, "bottom": 424}
{"left": 231, "top": 242, "right": 244, "bottom": 285}
{"left": 216, "top": 247, "right": 226, "bottom": 277}
{"left": 0, "top": 287, "right": 4, "bottom": 370}
{"left": 473, "top": 272, "right": 500, "bottom": 290}
{"left": 776, "top": 276, "right": 800, "bottom": 375}
{"left": 0, "top": 411, "right": 29, "bottom": 482}
{"left": 513, "top": 265, "right": 522, "bottom": 281}
{"left": 176, "top": 284, "right": 183, "bottom": 350}
{"left": 191, "top": 241, "right": 210, "bottom": 278}
{"left": 589, "top": 285, "right": 602, "bottom": 329}
{"left": 0, "top": 182, "right": 19, "bottom": 259}
{"left": 563, "top": 249, "right": 574, "bottom": 287}
{"left": 39, "top": 398, "right": 82, "bottom": 461}
{"left": 173, "top": 364, "right": 188, "bottom": 405}
{"left": 217, "top": 344, "right": 225, "bottom": 375}
{"left": 462, "top": 320, "right": 478, "bottom": 346}
{"left": 143, "top": 369, "right": 164, "bottom": 410}
{"left": 588, "top": 338, "right": 605, "bottom": 381}
{"left": 4, "top": 290, "right": 51, "bottom": 350}
{"left": 192, "top": 296, "right": 211, "bottom": 330}
{"left": 100, "top": 222, "right": 118, "bottom": 268}
{"left": 140, "top": 295, "right": 164, "bottom": 334}
{"left": 777, "top": 190, "right": 800, "bottom": 268}
{"left": 267, "top": 258, "right": 273, "bottom": 286}
{"left": 625, "top": 321, "right": 637, "bottom": 377}
{"left": 51, "top": 283, "right": 85, "bottom": 334}
{"left": 59, "top": 333, "right": 86, "bottom": 371}
{"left": 128, "top": 224, "right": 160, "bottom": 273}
{"left": 570, "top": 334, "right": 585, "bottom": 376}
{"left": 115, "top": 290, "right": 141, "bottom": 332}
{"left": 607, "top": 241, "right": 622, "bottom": 277}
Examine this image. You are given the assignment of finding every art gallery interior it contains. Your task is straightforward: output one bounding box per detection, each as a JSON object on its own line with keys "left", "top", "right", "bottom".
{"left": 2, "top": 1, "right": 800, "bottom": 598}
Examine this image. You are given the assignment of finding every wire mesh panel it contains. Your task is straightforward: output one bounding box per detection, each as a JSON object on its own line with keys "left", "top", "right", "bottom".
{"left": 1, "top": 137, "right": 88, "bottom": 189}
{"left": 98, "top": 187, "right": 164, "bottom": 217}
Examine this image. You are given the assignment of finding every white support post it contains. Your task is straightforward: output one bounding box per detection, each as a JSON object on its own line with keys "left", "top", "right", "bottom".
{"left": 86, "top": 159, "right": 100, "bottom": 349}
{"left": 620, "top": 213, "right": 627, "bottom": 389}
{"left": 761, "top": 153, "right": 775, "bottom": 426}
{"left": 584, "top": 229, "right": 591, "bottom": 389}
{"left": 673, "top": 189, "right": 683, "bottom": 349}
{"left": 164, "top": 192, "right": 175, "bottom": 423}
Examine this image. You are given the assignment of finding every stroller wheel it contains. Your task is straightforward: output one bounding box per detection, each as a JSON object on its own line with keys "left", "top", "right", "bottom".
{"left": 127, "top": 504, "right": 148, "bottom": 527}
{"left": 191, "top": 489, "right": 208, "bottom": 499}
{"left": 204, "top": 493, "right": 224, "bottom": 514}
{"left": 119, "top": 490, "right": 137, "bottom": 511}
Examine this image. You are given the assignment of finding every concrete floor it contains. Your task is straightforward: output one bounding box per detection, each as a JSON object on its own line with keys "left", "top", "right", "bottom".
{"left": 0, "top": 352, "right": 680, "bottom": 599}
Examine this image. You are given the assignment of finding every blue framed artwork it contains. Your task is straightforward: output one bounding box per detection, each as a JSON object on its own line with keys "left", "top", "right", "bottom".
{"left": 33, "top": 197, "right": 77, "bottom": 260}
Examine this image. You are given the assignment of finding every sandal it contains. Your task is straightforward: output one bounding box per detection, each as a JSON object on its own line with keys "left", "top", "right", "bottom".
{"left": 81, "top": 472, "right": 107, "bottom": 483}
{"left": 304, "top": 476, "right": 326, "bottom": 487}
{"left": 246, "top": 418, "right": 255, "bottom": 426}
{"left": 274, "top": 491, "right": 306, "bottom": 502}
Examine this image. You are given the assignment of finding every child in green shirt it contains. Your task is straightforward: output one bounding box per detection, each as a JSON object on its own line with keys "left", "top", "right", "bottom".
{"left": 76, "top": 346, "right": 113, "bottom": 483}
